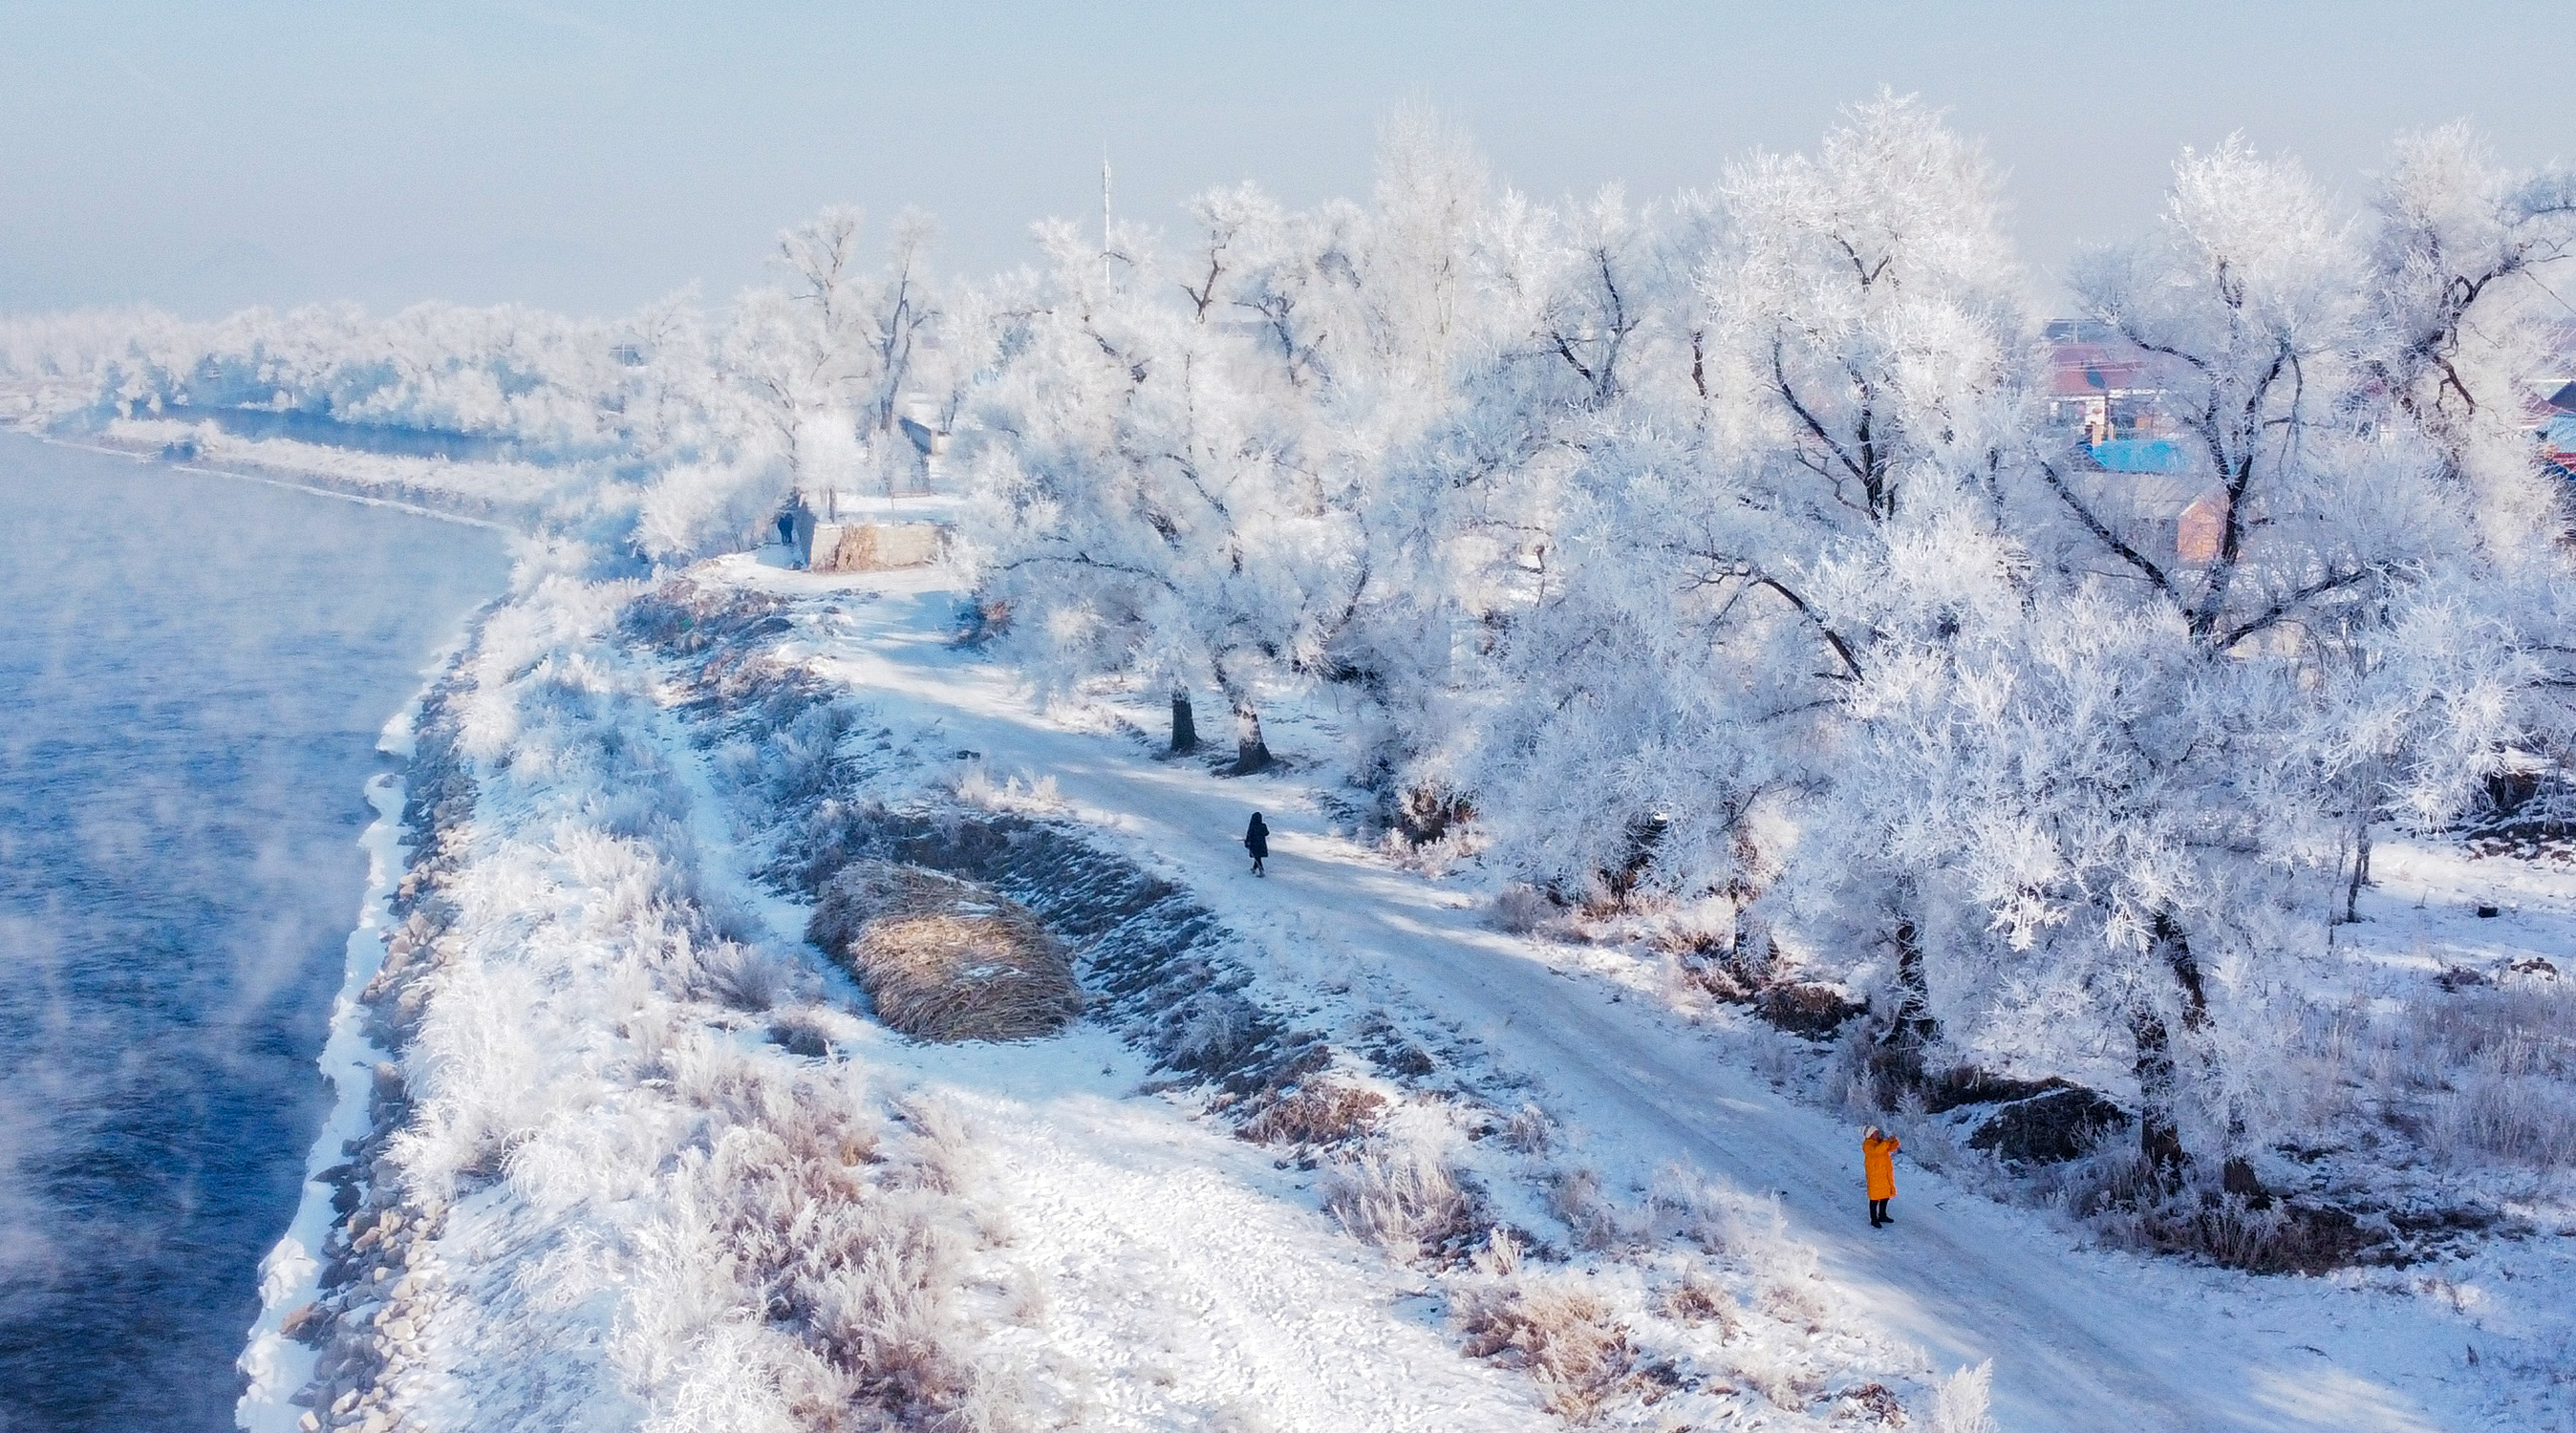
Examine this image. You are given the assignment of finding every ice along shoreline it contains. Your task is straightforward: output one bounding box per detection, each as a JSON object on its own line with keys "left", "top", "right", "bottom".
{"left": 233, "top": 674, "right": 444, "bottom": 1433}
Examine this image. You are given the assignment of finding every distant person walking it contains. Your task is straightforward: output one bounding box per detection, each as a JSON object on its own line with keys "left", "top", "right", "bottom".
{"left": 1864, "top": 1126, "right": 1901, "bottom": 1228}
{"left": 1243, "top": 812, "right": 1270, "bottom": 877}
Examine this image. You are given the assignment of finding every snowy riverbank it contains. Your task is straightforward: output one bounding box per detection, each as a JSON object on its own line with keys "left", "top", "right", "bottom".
{"left": 236, "top": 552, "right": 2011, "bottom": 1433}
{"left": 236, "top": 765, "right": 410, "bottom": 1432}
{"left": 228, "top": 541, "right": 2576, "bottom": 1433}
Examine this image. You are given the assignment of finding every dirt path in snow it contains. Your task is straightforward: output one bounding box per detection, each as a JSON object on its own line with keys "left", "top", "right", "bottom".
{"left": 766, "top": 565, "right": 2453, "bottom": 1433}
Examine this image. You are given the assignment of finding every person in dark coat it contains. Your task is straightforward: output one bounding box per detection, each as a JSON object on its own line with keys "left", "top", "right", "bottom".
{"left": 1243, "top": 812, "right": 1270, "bottom": 876}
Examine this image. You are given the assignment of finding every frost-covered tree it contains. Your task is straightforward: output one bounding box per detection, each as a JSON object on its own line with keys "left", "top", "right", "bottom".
{"left": 1847, "top": 137, "right": 2571, "bottom": 1185}
{"left": 962, "top": 215, "right": 1368, "bottom": 770}
{"left": 734, "top": 206, "right": 946, "bottom": 500}
{"left": 1451, "top": 97, "right": 2031, "bottom": 1037}
{"left": 2360, "top": 124, "right": 2576, "bottom": 555}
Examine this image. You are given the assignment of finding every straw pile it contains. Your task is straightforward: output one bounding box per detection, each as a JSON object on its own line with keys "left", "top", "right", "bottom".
{"left": 805, "top": 861, "right": 1081, "bottom": 1041}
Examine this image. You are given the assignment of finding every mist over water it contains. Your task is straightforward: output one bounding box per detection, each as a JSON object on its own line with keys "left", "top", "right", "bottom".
{"left": 0, "top": 438, "right": 508, "bottom": 1433}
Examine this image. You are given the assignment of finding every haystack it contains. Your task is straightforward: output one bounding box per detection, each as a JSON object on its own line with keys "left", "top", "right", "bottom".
{"left": 806, "top": 861, "right": 1080, "bottom": 1041}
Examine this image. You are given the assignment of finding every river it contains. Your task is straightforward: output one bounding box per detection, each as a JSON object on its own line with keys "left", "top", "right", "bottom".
{"left": 0, "top": 437, "right": 510, "bottom": 1433}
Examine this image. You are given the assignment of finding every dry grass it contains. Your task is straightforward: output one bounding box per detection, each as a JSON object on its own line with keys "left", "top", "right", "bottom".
{"left": 808, "top": 862, "right": 1082, "bottom": 1042}
{"left": 1239, "top": 1081, "right": 1387, "bottom": 1147}
{"left": 2040, "top": 1146, "right": 2365, "bottom": 1274}
{"left": 1656, "top": 1267, "right": 1739, "bottom": 1337}
{"left": 1320, "top": 1134, "right": 1480, "bottom": 1265}
{"left": 1454, "top": 1233, "right": 1647, "bottom": 1424}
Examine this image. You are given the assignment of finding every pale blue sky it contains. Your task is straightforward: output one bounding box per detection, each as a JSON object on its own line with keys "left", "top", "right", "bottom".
{"left": 7, "top": 1, "right": 2571, "bottom": 317}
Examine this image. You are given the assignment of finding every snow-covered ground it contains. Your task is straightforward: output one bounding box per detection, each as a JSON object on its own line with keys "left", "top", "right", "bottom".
{"left": 246, "top": 553, "right": 1963, "bottom": 1432}
{"left": 705, "top": 553, "right": 2574, "bottom": 1433}
{"left": 244, "top": 545, "right": 2575, "bottom": 1433}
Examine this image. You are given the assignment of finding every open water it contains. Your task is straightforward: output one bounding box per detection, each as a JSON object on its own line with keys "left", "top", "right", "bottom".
{"left": 0, "top": 437, "right": 509, "bottom": 1432}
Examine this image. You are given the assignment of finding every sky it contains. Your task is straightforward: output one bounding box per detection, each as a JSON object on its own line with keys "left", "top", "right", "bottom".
{"left": 6, "top": 1, "right": 2573, "bottom": 320}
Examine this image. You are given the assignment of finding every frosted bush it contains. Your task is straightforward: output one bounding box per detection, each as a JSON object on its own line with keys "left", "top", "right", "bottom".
{"left": 1321, "top": 1132, "right": 1476, "bottom": 1264}
{"left": 1928, "top": 1359, "right": 1997, "bottom": 1433}
{"left": 633, "top": 458, "right": 791, "bottom": 563}
{"left": 1452, "top": 1266, "right": 1642, "bottom": 1422}
{"left": 1166, "top": 990, "right": 1259, "bottom": 1072}
{"left": 1491, "top": 884, "right": 1556, "bottom": 935}
{"left": 687, "top": 936, "right": 805, "bottom": 1013}
{"left": 1545, "top": 1166, "right": 1625, "bottom": 1251}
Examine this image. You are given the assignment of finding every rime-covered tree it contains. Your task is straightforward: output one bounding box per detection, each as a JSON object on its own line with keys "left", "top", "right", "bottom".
{"left": 1852, "top": 137, "right": 2571, "bottom": 1185}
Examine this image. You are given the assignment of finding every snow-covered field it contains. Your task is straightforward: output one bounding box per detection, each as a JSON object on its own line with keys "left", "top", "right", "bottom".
{"left": 243, "top": 545, "right": 2574, "bottom": 1433}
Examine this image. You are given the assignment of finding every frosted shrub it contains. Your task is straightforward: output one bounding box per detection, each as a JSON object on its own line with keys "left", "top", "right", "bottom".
{"left": 394, "top": 954, "right": 556, "bottom": 1197}
{"left": 955, "top": 762, "right": 1063, "bottom": 814}
{"left": 634, "top": 458, "right": 791, "bottom": 564}
{"left": 893, "top": 1094, "right": 984, "bottom": 1196}
{"left": 1720, "top": 1337, "right": 1815, "bottom": 1413}
{"left": 1928, "top": 1359, "right": 1997, "bottom": 1433}
{"left": 1502, "top": 1102, "right": 1555, "bottom": 1156}
{"left": 1452, "top": 1267, "right": 1642, "bottom": 1423}
{"left": 1166, "top": 990, "right": 1260, "bottom": 1073}
{"left": 1491, "top": 884, "right": 1557, "bottom": 936}
{"left": 770, "top": 697, "right": 863, "bottom": 805}
{"left": 660, "top": 1040, "right": 1008, "bottom": 1429}
{"left": 1546, "top": 1166, "right": 1626, "bottom": 1251}
{"left": 1645, "top": 1165, "right": 1759, "bottom": 1255}
{"left": 954, "top": 760, "right": 1000, "bottom": 808}
{"left": 1321, "top": 1133, "right": 1476, "bottom": 1264}
{"left": 687, "top": 935, "right": 805, "bottom": 1013}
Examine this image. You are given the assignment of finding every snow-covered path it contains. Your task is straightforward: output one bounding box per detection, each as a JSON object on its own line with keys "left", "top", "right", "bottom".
{"left": 762, "top": 563, "right": 2466, "bottom": 1433}
{"left": 874, "top": 1030, "right": 1559, "bottom": 1430}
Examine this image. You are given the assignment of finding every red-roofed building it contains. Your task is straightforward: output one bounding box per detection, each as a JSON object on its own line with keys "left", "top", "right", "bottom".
{"left": 2045, "top": 321, "right": 2188, "bottom": 448}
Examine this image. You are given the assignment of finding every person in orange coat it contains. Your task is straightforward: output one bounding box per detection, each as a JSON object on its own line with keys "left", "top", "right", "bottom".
{"left": 1863, "top": 1126, "right": 1901, "bottom": 1228}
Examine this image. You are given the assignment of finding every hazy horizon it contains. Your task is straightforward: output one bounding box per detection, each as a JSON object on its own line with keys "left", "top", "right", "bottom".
{"left": 10, "top": 1, "right": 2574, "bottom": 320}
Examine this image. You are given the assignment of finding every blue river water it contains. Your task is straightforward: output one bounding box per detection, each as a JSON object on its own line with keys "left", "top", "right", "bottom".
{"left": 0, "top": 438, "right": 510, "bottom": 1433}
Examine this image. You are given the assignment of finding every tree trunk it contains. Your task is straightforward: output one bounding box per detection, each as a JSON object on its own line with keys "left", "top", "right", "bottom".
{"left": 1868, "top": 915, "right": 1938, "bottom": 1103}
{"left": 1232, "top": 704, "right": 1273, "bottom": 775}
{"left": 1169, "top": 689, "right": 1198, "bottom": 754}
{"left": 2341, "top": 817, "right": 2372, "bottom": 925}
{"left": 2135, "top": 913, "right": 2206, "bottom": 1182}
{"left": 2134, "top": 911, "right": 2261, "bottom": 1193}
{"left": 2131, "top": 1005, "right": 2188, "bottom": 1182}
{"left": 1889, "top": 916, "right": 1938, "bottom": 1046}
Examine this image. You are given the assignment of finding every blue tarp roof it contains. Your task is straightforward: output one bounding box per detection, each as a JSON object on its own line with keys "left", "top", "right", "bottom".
{"left": 2092, "top": 438, "right": 2189, "bottom": 474}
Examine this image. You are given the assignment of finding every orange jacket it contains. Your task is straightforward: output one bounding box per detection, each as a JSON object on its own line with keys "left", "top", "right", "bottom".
{"left": 1864, "top": 1133, "right": 1900, "bottom": 1200}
